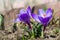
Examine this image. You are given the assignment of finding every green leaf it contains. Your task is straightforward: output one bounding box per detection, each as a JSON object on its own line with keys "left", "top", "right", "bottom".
{"left": 22, "top": 34, "right": 28, "bottom": 40}
{"left": 35, "top": 24, "right": 42, "bottom": 37}
{"left": 54, "top": 28, "right": 59, "bottom": 34}
{"left": 23, "top": 21, "right": 43, "bottom": 39}
{"left": 0, "top": 14, "right": 4, "bottom": 30}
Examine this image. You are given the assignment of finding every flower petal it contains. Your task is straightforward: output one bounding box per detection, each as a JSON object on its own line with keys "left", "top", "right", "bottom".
{"left": 19, "top": 14, "right": 30, "bottom": 22}
{"left": 38, "top": 9, "right": 45, "bottom": 17}
{"left": 14, "top": 18, "right": 20, "bottom": 23}
{"left": 18, "top": 8, "right": 29, "bottom": 18}
{"left": 31, "top": 13, "right": 40, "bottom": 23}
{"left": 46, "top": 8, "right": 52, "bottom": 17}
{"left": 19, "top": 9, "right": 27, "bottom": 15}
{"left": 38, "top": 15, "right": 52, "bottom": 25}
{"left": 27, "top": 6, "right": 31, "bottom": 16}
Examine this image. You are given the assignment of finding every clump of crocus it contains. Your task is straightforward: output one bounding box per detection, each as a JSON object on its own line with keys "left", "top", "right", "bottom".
{"left": 31, "top": 8, "right": 52, "bottom": 31}
{"left": 15, "top": 6, "right": 32, "bottom": 29}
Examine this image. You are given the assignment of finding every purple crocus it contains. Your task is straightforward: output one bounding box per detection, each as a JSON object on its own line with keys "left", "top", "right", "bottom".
{"left": 31, "top": 8, "right": 52, "bottom": 31}
{"left": 15, "top": 6, "right": 32, "bottom": 29}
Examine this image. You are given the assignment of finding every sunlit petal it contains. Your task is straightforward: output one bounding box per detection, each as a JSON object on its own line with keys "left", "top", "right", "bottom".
{"left": 31, "top": 13, "right": 40, "bottom": 23}
{"left": 19, "top": 9, "right": 27, "bottom": 15}
{"left": 38, "top": 9, "right": 45, "bottom": 17}
{"left": 46, "top": 8, "right": 52, "bottom": 17}
{"left": 14, "top": 18, "right": 20, "bottom": 23}
{"left": 27, "top": 6, "right": 31, "bottom": 16}
{"left": 38, "top": 15, "right": 52, "bottom": 25}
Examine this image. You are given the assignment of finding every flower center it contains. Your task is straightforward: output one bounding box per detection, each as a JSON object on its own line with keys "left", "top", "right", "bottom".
{"left": 43, "top": 13, "right": 46, "bottom": 18}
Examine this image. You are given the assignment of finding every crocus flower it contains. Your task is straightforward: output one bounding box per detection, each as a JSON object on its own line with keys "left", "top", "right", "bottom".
{"left": 15, "top": 6, "right": 32, "bottom": 29}
{"left": 31, "top": 8, "right": 52, "bottom": 31}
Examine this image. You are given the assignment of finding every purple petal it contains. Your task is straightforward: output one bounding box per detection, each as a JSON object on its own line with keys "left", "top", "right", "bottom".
{"left": 18, "top": 8, "right": 30, "bottom": 19}
{"left": 18, "top": 14, "right": 30, "bottom": 22}
{"left": 27, "top": 6, "right": 31, "bottom": 13}
{"left": 38, "top": 15, "right": 52, "bottom": 25}
{"left": 14, "top": 18, "right": 20, "bottom": 23}
{"left": 38, "top": 9, "right": 45, "bottom": 17}
{"left": 46, "top": 8, "right": 52, "bottom": 17}
{"left": 31, "top": 13, "right": 40, "bottom": 23}
{"left": 19, "top": 9, "right": 27, "bottom": 15}
{"left": 27, "top": 6, "right": 31, "bottom": 16}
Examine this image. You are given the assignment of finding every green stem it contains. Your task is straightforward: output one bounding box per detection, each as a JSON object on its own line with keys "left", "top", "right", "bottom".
{"left": 40, "top": 27, "right": 44, "bottom": 38}
{"left": 31, "top": 29, "right": 35, "bottom": 38}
